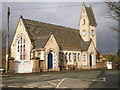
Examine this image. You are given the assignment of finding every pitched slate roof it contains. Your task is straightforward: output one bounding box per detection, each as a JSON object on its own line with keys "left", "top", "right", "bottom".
{"left": 81, "top": 39, "right": 92, "bottom": 51}
{"left": 22, "top": 18, "right": 91, "bottom": 51}
{"left": 85, "top": 5, "right": 97, "bottom": 27}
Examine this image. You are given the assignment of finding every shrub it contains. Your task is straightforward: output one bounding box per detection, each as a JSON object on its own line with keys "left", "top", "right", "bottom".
{"left": 8, "top": 57, "right": 15, "bottom": 60}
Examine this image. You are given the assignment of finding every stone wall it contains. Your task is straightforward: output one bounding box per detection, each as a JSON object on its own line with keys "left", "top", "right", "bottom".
{"left": 96, "top": 62, "right": 107, "bottom": 69}
{"left": 32, "top": 60, "right": 40, "bottom": 72}
{"left": 8, "top": 59, "right": 14, "bottom": 73}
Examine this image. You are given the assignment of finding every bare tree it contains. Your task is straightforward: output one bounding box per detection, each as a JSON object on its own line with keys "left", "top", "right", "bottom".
{"left": 106, "top": 1, "right": 120, "bottom": 32}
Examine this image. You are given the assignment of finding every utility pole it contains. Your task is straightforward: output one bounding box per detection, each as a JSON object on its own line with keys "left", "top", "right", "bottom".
{"left": 6, "top": 7, "right": 10, "bottom": 73}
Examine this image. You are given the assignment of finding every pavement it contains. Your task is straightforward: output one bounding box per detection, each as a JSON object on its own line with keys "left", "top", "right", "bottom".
{"left": 0, "top": 70, "right": 120, "bottom": 89}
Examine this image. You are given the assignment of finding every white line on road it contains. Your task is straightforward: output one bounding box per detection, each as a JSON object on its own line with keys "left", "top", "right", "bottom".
{"left": 7, "top": 86, "right": 20, "bottom": 88}
{"left": 0, "top": 84, "right": 5, "bottom": 87}
{"left": 56, "top": 78, "right": 66, "bottom": 88}
{"left": 40, "top": 75, "right": 51, "bottom": 76}
{"left": 47, "top": 81, "right": 57, "bottom": 85}
{"left": 22, "top": 86, "right": 34, "bottom": 88}
{"left": 61, "top": 87, "right": 68, "bottom": 88}
{"left": 92, "top": 77, "right": 106, "bottom": 82}
{"left": 42, "top": 86, "right": 52, "bottom": 88}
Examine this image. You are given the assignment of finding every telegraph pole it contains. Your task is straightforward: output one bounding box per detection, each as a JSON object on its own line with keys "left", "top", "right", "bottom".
{"left": 6, "top": 7, "right": 10, "bottom": 73}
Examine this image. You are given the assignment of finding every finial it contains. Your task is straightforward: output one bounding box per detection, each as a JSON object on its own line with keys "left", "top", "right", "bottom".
{"left": 20, "top": 15, "right": 23, "bottom": 18}
{"left": 82, "top": 2, "right": 86, "bottom": 7}
{"left": 90, "top": 4, "right": 92, "bottom": 8}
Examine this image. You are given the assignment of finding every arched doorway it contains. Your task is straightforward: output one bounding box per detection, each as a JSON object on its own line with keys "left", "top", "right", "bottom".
{"left": 90, "top": 54, "right": 93, "bottom": 67}
{"left": 48, "top": 52, "right": 54, "bottom": 69}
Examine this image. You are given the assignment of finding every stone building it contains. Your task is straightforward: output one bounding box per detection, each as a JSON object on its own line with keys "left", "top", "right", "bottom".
{"left": 10, "top": 3, "right": 98, "bottom": 72}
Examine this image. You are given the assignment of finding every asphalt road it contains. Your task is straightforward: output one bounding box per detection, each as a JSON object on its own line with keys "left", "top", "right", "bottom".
{"left": 1, "top": 70, "right": 120, "bottom": 89}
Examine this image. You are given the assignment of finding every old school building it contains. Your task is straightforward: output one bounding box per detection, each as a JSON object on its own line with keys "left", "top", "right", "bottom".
{"left": 9, "top": 3, "right": 98, "bottom": 73}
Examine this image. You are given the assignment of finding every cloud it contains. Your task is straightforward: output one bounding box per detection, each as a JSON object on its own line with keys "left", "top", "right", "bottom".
{"left": 2, "top": 2, "right": 118, "bottom": 54}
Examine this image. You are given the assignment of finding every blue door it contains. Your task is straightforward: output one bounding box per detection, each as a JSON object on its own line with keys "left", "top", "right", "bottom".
{"left": 90, "top": 54, "right": 92, "bottom": 67}
{"left": 48, "top": 53, "right": 53, "bottom": 69}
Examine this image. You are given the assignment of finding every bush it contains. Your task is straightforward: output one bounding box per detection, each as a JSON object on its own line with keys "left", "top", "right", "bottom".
{"left": 8, "top": 57, "right": 15, "bottom": 60}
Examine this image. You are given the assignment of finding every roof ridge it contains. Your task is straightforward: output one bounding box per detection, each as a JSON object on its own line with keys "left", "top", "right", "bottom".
{"left": 85, "top": 5, "right": 97, "bottom": 26}
{"left": 22, "top": 18, "right": 79, "bottom": 31}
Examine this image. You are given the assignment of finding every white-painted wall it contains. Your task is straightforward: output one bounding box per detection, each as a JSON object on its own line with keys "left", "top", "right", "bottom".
{"left": 106, "top": 61, "right": 112, "bottom": 69}
{"left": 14, "top": 60, "right": 33, "bottom": 73}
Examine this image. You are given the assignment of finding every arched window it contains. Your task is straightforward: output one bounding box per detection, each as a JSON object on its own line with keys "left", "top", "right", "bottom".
{"left": 78, "top": 53, "right": 80, "bottom": 61}
{"left": 82, "top": 19, "right": 85, "bottom": 25}
{"left": 83, "top": 54, "right": 86, "bottom": 62}
{"left": 16, "top": 37, "right": 26, "bottom": 60}
{"left": 74, "top": 53, "right": 76, "bottom": 61}
{"left": 65, "top": 53, "right": 68, "bottom": 62}
{"left": 69, "top": 53, "right": 71, "bottom": 62}
{"left": 61, "top": 53, "right": 64, "bottom": 60}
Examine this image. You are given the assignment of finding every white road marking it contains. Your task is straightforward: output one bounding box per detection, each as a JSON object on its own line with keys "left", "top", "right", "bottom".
{"left": 22, "top": 86, "right": 34, "bottom": 88}
{"left": 56, "top": 78, "right": 66, "bottom": 88}
{"left": 40, "top": 75, "right": 51, "bottom": 76}
{"left": 0, "top": 84, "right": 5, "bottom": 87}
{"left": 27, "top": 84, "right": 37, "bottom": 87}
{"left": 61, "top": 87, "right": 67, "bottom": 88}
{"left": 92, "top": 77, "right": 106, "bottom": 82}
{"left": 7, "top": 86, "right": 20, "bottom": 88}
{"left": 47, "top": 81, "right": 57, "bottom": 85}
{"left": 6, "top": 80, "right": 15, "bottom": 81}
{"left": 99, "top": 77, "right": 106, "bottom": 82}
{"left": 42, "top": 86, "right": 52, "bottom": 88}
{"left": 50, "top": 79, "right": 61, "bottom": 82}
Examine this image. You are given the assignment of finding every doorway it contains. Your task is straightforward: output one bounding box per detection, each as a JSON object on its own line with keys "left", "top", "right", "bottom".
{"left": 90, "top": 54, "right": 93, "bottom": 67}
{"left": 48, "top": 52, "right": 54, "bottom": 69}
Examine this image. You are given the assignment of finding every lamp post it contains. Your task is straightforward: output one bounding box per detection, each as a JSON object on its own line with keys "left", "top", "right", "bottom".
{"left": 6, "top": 7, "right": 10, "bottom": 73}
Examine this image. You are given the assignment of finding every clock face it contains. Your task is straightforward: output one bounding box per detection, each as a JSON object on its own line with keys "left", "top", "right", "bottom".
{"left": 82, "top": 30, "right": 86, "bottom": 36}
{"left": 91, "top": 30, "right": 95, "bottom": 36}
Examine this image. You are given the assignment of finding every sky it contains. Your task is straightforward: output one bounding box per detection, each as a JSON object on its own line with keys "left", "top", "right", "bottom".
{"left": 2, "top": 2, "right": 118, "bottom": 54}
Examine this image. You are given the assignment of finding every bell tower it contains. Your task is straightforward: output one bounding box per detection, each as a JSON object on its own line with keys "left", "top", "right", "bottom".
{"left": 79, "top": 3, "right": 97, "bottom": 48}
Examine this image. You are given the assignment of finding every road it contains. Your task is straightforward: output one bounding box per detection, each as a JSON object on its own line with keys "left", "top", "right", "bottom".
{"left": 1, "top": 70, "right": 119, "bottom": 89}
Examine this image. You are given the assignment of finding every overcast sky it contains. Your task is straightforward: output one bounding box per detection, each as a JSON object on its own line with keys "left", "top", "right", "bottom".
{"left": 2, "top": 2, "right": 118, "bottom": 54}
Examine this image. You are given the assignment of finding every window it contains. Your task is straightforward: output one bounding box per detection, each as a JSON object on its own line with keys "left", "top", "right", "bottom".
{"left": 78, "top": 53, "right": 80, "bottom": 61}
{"left": 18, "top": 46, "right": 19, "bottom": 52}
{"left": 74, "top": 53, "right": 76, "bottom": 61}
{"left": 16, "top": 37, "right": 26, "bottom": 60}
{"left": 91, "top": 30, "right": 95, "bottom": 36}
{"left": 65, "top": 53, "right": 68, "bottom": 62}
{"left": 82, "top": 9, "right": 85, "bottom": 13}
{"left": 82, "top": 30, "right": 86, "bottom": 36}
{"left": 82, "top": 19, "right": 85, "bottom": 25}
{"left": 83, "top": 54, "right": 86, "bottom": 62}
{"left": 69, "top": 53, "right": 72, "bottom": 62}
{"left": 62, "top": 53, "right": 64, "bottom": 60}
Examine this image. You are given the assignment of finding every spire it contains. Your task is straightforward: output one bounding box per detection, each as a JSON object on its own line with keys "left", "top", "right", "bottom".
{"left": 82, "top": 2, "right": 86, "bottom": 8}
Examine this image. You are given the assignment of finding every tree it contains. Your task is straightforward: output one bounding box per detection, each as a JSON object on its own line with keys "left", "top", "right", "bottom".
{"left": 105, "top": 1, "right": 120, "bottom": 59}
{"left": 105, "top": 1, "right": 120, "bottom": 32}
{"left": 103, "top": 54, "right": 117, "bottom": 62}
{"left": 117, "top": 49, "right": 120, "bottom": 57}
